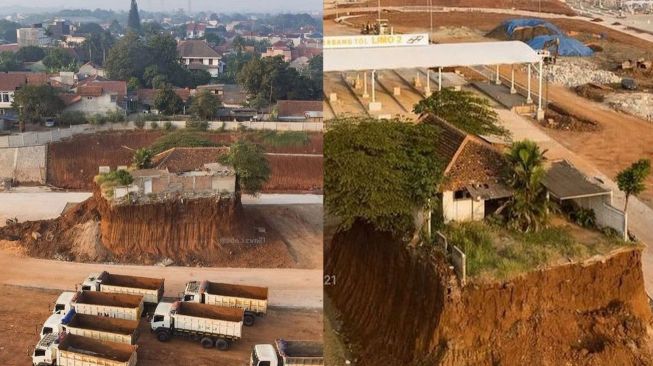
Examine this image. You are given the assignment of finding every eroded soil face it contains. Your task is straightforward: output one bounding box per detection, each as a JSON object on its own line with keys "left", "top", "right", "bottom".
{"left": 0, "top": 193, "right": 294, "bottom": 267}
{"left": 327, "top": 223, "right": 653, "bottom": 365}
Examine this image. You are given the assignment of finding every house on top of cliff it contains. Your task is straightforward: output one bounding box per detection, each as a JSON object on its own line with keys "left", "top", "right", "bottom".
{"left": 116, "top": 147, "right": 236, "bottom": 200}
{"left": 426, "top": 115, "right": 512, "bottom": 223}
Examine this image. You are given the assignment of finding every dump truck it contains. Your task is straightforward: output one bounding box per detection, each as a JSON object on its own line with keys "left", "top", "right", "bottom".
{"left": 53, "top": 292, "right": 76, "bottom": 315}
{"left": 62, "top": 311, "right": 140, "bottom": 345}
{"left": 72, "top": 291, "right": 144, "bottom": 321}
{"left": 151, "top": 301, "right": 243, "bottom": 350}
{"left": 250, "top": 340, "right": 324, "bottom": 366}
{"left": 182, "top": 280, "right": 268, "bottom": 326}
{"left": 40, "top": 313, "right": 64, "bottom": 338}
{"left": 31, "top": 334, "right": 138, "bottom": 366}
{"left": 82, "top": 271, "right": 164, "bottom": 311}
{"left": 57, "top": 334, "right": 137, "bottom": 366}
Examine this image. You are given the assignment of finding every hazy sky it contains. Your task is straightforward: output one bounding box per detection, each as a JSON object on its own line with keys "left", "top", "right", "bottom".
{"left": 1, "top": 0, "right": 322, "bottom": 13}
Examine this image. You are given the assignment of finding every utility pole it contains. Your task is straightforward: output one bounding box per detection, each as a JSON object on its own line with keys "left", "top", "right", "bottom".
{"left": 378, "top": 0, "right": 381, "bottom": 30}
{"left": 429, "top": 0, "right": 433, "bottom": 42}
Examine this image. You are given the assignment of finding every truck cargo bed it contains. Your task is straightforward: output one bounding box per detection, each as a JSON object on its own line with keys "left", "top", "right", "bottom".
{"left": 65, "top": 314, "right": 139, "bottom": 344}
{"left": 57, "top": 334, "right": 137, "bottom": 366}
{"left": 204, "top": 282, "right": 268, "bottom": 300}
{"left": 99, "top": 272, "right": 164, "bottom": 290}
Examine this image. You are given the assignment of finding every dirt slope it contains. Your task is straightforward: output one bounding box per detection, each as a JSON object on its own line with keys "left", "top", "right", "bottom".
{"left": 326, "top": 223, "right": 653, "bottom": 365}
{"left": 0, "top": 193, "right": 294, "bottom": 267}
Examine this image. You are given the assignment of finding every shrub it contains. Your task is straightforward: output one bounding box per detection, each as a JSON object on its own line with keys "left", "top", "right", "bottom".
{"left": 186, "top": 120, "right": 209, "bottom": 131}
{"left": 106, "top": 110, "right": 125, "bottom": 123}
{"left": 163, "top": 121, "right": 174, "bottom": 131}
{"left": 149, "top": 131, "right": 218, "bottom": 154}
{"left": 90, "top": 113, "right": 107, "bottom": 125}
{"left": 151, "top": 121, "right": 159, "bottom": 130}
{"left": 570, "top": 207, "right": 596, "bottom": 228}
{"left": 94, "top": 169, "right": 134, "bottom": 198}
{"left": 134, "top": 118, "right": 146, "bottom": 129}
{"left": 59, "top": 111, "right": 87, "bottom": 126}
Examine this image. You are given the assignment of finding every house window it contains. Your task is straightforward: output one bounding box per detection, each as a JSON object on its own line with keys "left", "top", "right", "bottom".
{"left": 0, "top": 92, "right": 9, "bottom": 103}
{"left": 208, "top": 59, "right": 213, "bottom": 65}
{"left": 454, "top": 190, "right": 471, "bottom": 200}
{"left": 87, "top": 96, "right": 93, "bottom": 100}
{"left": 110, "top": 95, "right": 117, "bottom": 102}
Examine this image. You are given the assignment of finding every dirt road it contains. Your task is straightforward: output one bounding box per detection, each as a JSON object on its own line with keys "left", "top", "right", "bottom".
{"left": 1, "top": 285, "right": 322, "bottom": 366}
{"left": 0, "top": 250, "right": 322, "bottom": 308}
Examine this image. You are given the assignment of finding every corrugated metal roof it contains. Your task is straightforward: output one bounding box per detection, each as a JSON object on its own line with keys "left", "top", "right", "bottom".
{"left": 542, "top": 160, "right": 610, "bottom": 200}
{"left": 324, "top": 41, "right": 541, "bottom": 72}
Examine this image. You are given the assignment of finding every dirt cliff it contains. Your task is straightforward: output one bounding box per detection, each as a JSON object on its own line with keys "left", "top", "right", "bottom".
{"left": 0, "top": 193, "right": 293, "bottom": 267}
{"left": 326, "top": 223, "right": 653, "bottom": 365}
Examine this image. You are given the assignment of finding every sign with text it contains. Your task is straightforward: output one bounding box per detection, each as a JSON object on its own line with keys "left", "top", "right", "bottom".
{"left": 324, "top": 33, "right": 429, "bottom": 49}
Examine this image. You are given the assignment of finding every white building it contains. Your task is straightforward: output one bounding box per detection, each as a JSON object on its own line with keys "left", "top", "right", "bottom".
{"left": 17, "top": 25, "right": 51, "bottom": 47}
{"left": 177, "top": 40, "right": 223, "bottom": 78}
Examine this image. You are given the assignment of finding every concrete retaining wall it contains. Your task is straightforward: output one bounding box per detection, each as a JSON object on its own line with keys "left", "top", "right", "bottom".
{"left": 0, "top": 145, "right": 47, "bottom": 183}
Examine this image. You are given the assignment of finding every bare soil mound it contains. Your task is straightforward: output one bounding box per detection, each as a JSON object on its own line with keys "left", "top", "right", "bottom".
{"left": 327, "top": 223, "right": 653, "bottom": 365}
{"left": 0, "top": 193, "right": 294, "bottom": 267}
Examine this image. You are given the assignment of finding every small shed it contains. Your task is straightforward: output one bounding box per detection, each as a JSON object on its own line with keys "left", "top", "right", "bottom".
{"left": 542, "top": 160, "right": 627, "bottom": 240}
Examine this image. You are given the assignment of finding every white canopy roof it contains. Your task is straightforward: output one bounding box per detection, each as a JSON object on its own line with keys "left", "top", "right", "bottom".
{"left": 324, "top": 41, "right": 541, "bottom": 72}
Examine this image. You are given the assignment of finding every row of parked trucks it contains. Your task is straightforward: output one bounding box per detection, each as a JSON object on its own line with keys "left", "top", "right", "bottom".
{"left": 31, "top": 271, "right": 323, "bottom": 366}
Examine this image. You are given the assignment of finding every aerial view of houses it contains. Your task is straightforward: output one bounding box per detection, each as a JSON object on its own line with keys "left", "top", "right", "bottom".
{"left": 0, "top": 0, "right": 323, "bottom": 365}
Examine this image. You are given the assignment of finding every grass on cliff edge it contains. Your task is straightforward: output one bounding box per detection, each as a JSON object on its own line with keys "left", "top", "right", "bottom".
{"left": 443, "top": 216, "right": 632, "bottom": 281}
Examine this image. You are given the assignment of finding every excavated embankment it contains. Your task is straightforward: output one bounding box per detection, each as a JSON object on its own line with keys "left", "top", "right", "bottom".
{"left": 326, "top": 223, "right": 653, "bottom": 365}
{"left": 0, "top": 192, "right": 293, "bottom": 267}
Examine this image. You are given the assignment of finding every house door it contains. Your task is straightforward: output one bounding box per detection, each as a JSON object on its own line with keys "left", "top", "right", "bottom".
{"left": 144, "top": 179, "right": 153, "bottom": 194}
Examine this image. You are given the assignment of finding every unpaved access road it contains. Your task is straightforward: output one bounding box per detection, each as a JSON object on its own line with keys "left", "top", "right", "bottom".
{"left": 0, "top": 250, "right": 323, "bottom": 309}
{"left": 0, "top": 285, "right": 322, "bottom": 366}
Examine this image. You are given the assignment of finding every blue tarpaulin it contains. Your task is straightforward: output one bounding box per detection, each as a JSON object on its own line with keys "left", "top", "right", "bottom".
{"left": 498, "top": 19, "right": 593, "bottom": 57}
{"left": 527, "top": 35, "right": 594, "bottom": 57}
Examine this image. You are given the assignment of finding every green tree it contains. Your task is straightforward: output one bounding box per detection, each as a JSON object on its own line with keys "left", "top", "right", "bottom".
{"left": 133, "top": 148, "right": 154, "bottom": 169}
{"left": 105, "top": 31, "right": 148, "bottom": 81}
{"left": 190, "top": 90, "right": 221, "bottom": 120}
{"left": 43, "top": 48, "right": 77, "bottom": 72}
{"left": 219, "top": 141, "right": 270, "bottom": 196}
{"left": 504, "top": 140, "right": 551, "bottom": 233}
{"left": 12, "top": 85, "right": 65, "bottom": 132}
{"left": 81, "top": 30, "right": 114, "bottom": 65}
{"left": 127, "top": 77, "right": 141, "bottom": 92}
{"left": 325, "top": 118, "right": 444, "bottom": 236}
{"left": 414, "top": 88, "right": 508, "bottom": 137}
{"left": 0, "top": 51, "right": 20, "bottom": 72}
{"left": 154, "top": 86, "right": 184, "bottom": 115}
{"left": 128, "top": 0, "right": 142, "bottom": 32}
{"left": 616, "top": 159, "right": 651, "bottom": 212}
{"left": 0, "top": 20, "right": 19, "bottom": 43}
{"left": 16, "top": 46, "right": 45, "bottom": 62}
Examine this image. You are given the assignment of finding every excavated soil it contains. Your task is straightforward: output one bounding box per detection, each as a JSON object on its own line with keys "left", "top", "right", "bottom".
{"left": 46, "top": 130, "right": 323, "bottom": 192}
{"left": 326, "top": 222, "right": 653, "bottom": 365}
{"left": 0, "top": 192, "right": 294, "bottom": 267}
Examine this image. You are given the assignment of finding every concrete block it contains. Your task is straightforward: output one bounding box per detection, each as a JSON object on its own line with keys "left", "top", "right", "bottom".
{"left": 393, "top": 87, "right": 401, "bottom": 96}
{"left": 369, "top": 102, "right": 382, "bottom": 111}
{"left": 329, "top": 93, "right": 338, "bottom": 102}
{"left": 99, "top": 166, "right": 111, "bottom": 173}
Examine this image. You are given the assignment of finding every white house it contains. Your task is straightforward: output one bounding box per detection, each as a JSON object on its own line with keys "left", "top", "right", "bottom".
{"left": 63, "top": 81, "right": 127, "bottom": 115}
{"left": 177, "top": 40, "right": 224, "bottom": 78}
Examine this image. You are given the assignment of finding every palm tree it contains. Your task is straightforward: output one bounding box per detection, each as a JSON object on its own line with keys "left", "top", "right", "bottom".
{"left": 616, "top": 159, "right": 651, "bottom": 212}
{"left": 504, "top": 140, "right": 551, "bottom": 233}
{"left": 133, "top": 148, "right": 154, "bottom": 169}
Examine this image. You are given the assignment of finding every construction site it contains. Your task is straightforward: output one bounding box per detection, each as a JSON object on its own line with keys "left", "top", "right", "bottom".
{"left": 0, "top": 127, "right": 324, "bottom": 364}
{"left": 323, "top": 1, "right": 653, "bottom": 364}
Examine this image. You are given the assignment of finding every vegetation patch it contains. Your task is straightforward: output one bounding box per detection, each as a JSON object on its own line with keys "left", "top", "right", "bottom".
{"left": 149, "top": 131, "right": 219, "bottom": 154}
{"left": 443, "top": 218, "right": 630, "bottom": 281}
{"left": 94, "top": 170, "right": 133, "bottom": 198}
{"left": 256, "top": 131, "right": 310, "bottom": 148}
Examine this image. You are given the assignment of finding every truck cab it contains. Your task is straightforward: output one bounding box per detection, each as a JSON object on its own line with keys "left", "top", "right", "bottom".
{"left": 31, "top": 333, "right": 60, "bottom": 366}
{"left": 40, "top": 313, "right": 64, "bottom": 338}
{"left": 53, "top": 291, "right": 76, "bottom": 315}
{"left": 81, "top": 273, "right": 102, "bottom": 291}
{"left": 251, "top": 344, "right": 279, "bottom": 366}
{"left": 150, "top": 302, "right": 173, "bottom": 336}
{"left": 181, "top": 281, "right": 203, "bottom": 303}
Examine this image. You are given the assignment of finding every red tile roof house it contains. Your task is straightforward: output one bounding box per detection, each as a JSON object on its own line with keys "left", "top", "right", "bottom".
{"left": 62, "top": 80, "right": 128, "bottom": 115}
{"left": 0, "top": 72, "right": 48, "bottom": 115}
{"left": 276, "top": 100, "right": 323, "bottom": 122}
